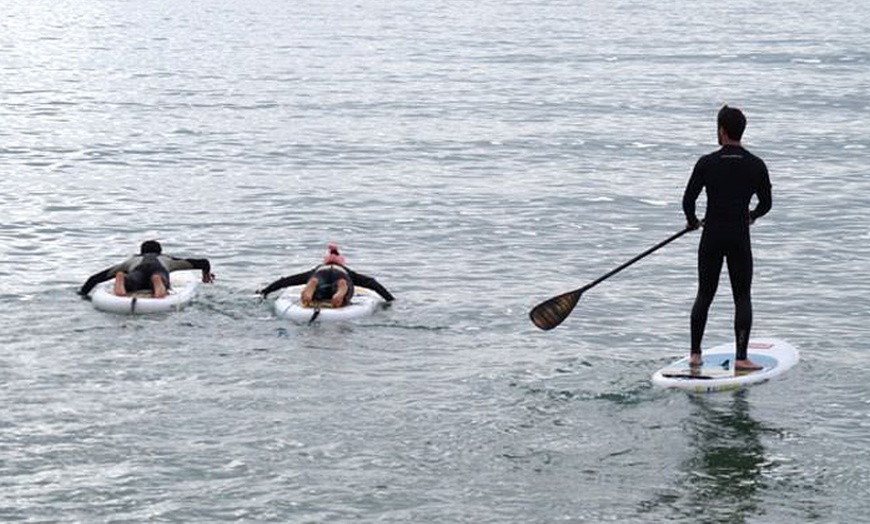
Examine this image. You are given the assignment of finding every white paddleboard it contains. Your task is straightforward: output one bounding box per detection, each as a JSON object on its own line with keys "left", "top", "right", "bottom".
{"left": 651, "top": 338, "right": 799, "bottom": 393}
{"left": 90, "top": 271, "right": 199, "bottom": 314}
{"left": 273, "top": 285, "right": 385, "bottom": 324}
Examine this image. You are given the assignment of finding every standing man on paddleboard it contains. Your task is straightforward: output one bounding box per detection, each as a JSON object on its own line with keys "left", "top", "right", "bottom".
{"left": 258, "top": 243, "right": 394, "bottom": 307}
{"left": 78, "top": 240, "right": 214, "bottom": 298}
{"left": 683, "top": 105, "right": 772, "bottom": 371}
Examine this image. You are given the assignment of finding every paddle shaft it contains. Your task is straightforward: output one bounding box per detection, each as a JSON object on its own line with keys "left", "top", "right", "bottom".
{"left": 529, "top": 226, "right": 694, "bottom": 330}
{"left": 572, "top": 226, "right": 693, "bottom": 295}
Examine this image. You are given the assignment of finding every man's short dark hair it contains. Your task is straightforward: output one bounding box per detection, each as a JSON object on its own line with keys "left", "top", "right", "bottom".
{"left": 140, "top": 240, "right": 162, "bottom": 255}
{"left": 718, "top": 105, "right": 747, "bottom": 141}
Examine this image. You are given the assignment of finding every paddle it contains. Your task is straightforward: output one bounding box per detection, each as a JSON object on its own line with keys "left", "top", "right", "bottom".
{"left": 529, "top": 226, "right": 694, "bottom": 330}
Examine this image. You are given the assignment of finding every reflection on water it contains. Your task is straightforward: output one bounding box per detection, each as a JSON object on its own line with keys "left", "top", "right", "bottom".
{"left": 680, "top": 392, "right": 767, "bottom": 523}
{"left": 650, "top": 391, "right": 773, "bottom": 523}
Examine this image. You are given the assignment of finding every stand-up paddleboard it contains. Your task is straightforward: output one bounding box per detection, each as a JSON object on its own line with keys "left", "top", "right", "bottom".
{"left": 273, "top": 285, "right": 385, "bottom": 324}
{"left": 652, "top": 338, "right": 799, "bottom": 393}
{"left": 90, "top": 271, "right": 199, "bottom": 314}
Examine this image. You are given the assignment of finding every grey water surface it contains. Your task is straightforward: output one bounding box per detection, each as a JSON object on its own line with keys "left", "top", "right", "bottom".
{"left": 2, "top": 0, "right": 869, "bottom": 522}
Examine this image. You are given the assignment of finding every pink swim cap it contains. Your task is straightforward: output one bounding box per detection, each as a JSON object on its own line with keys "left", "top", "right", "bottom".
{"left": 323, "top": 242, "right": 346, "bottom": 266}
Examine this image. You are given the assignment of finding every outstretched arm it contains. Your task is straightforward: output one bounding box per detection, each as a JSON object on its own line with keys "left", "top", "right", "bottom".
{"left": 78, "top": 264, "right": 123, "bottom": 297}
{"left": 166, "top": 257, "right": 214, "bottom": 283}
{"left": 349, "top": 270, "right": 394, "bottom": 301}
{"left": 259, "top": 270, "right": 313, "bottom": 297}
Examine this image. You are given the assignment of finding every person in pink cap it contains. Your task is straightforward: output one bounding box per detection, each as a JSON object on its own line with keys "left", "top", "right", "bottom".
{"left": 258, "top": 243, "right": 394, "bottom": 307}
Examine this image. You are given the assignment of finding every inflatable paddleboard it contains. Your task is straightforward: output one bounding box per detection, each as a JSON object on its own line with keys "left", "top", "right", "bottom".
{"left": 90, "top": 271, "right": 199, "bottom": 314}
{"left": 273, "top": 285, "right": 385, "bottom": 324}
{"left": 652, "top": 338, "right": 799, "bottom": 393}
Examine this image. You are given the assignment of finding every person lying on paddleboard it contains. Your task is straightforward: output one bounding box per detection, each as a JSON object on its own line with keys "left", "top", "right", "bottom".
{"left": 77, "top": 240, "right": 214, "bottom": 299}
{"left": 258, "top": 243, "right": 394, "bottom": 308}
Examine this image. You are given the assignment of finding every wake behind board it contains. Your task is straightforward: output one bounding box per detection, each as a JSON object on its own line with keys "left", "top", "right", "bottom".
{"left": 90, "top": 271, "right": 199, "bottom": 315}
{"left": 274, "top": 285, "right": 385, "bottom": 324}
{"left": 652, "top": 338, "right": 798, "bottom": 393}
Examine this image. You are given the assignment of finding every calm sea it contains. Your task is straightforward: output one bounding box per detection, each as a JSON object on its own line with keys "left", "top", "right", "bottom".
{"left": 2, "top": 0, "right": 869, "bottom": 522}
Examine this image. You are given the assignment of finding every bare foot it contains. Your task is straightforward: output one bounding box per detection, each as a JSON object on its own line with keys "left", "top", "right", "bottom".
{"left": 331, "top": 280, "right": 348, "bottom": 308}
{"left": 300, "top": 279, "right": 317, "bottom": 306}
{"left": 113, "top": 273, "right": 127, "bottom": 296}
{"left": 734, "top": 359, "right": 763, "bottom": 371}
{"left": 688, "top": 354, "right": 702, "bottom": 367}
{"left": 151, "top": 274, "right": 168, "bottom": 298}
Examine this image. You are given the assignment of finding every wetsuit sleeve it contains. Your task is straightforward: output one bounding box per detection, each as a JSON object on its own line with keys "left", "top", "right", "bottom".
{"left": 348, "top": 270, "right": 395, "bottom": 301}
{"left": 165, "top": 256, "right": 211, "bottom": 276}
{"left": 259, "top": 270, "right": 314, "bottom": 297}
{"left": 78, "top": 263, "right": 125, "bottom": 296}
{"left": 682, "top": 158, "right": 706, "bottom": 228}
{"left": 749, "top": 164, "right": 772, "bottom": 221}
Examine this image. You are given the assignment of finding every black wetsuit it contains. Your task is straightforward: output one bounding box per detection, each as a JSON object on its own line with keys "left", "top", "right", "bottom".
{"left": 259, "top": 264, "right": 394, "bottom": 305}
{"left": 123, "top": 253, "right": 170, "bottom": 292}
{"left": 79, "top": 254, "right": 211, "bottom": 296}
{"left": 683, "top": 144, "right": 772, "bottom": 360}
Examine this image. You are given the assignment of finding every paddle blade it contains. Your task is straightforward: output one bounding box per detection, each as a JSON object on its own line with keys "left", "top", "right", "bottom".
{"left": 529, "top": 290, "right": 582, "bottom": 330}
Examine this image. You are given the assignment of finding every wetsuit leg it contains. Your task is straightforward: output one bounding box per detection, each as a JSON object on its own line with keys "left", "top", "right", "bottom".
{"left": 124, "top": 263, "right": 169, "bottom": 294}
{"left": 312, "top": 267, "right": 338, "bottom": 302}
{"left": 124, "top": 270, "right": 152, "bottom": 293}
{"left": 312, "top": 266, "right": 354, "bottom": 305}
{"left": 691, "top": 231, "right": 724, "bottom": 355}
{"left": 725, "top": 235, "right": 753, "bottom": 360}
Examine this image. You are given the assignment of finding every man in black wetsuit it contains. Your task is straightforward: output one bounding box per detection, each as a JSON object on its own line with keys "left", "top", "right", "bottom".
{"left": 683, "top": 105, "right": 772, "bottom": 371}
{"left": 258, "top": 243, "right": 394, "bottom": 307}
{"left": 78, "top": 240, "right": 214, "bottom": 298}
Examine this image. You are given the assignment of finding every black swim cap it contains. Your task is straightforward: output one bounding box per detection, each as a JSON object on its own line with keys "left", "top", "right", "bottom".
{"left": 140, "top": 240, "right": 162, "bottom": 254}
{"left": 718, "top": 105, "right": 747, "bottom": 141}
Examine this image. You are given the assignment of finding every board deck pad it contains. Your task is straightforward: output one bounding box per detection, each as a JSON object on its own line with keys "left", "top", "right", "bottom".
{"left": 659, "top": 354, "right": 777, "bottom": 380}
